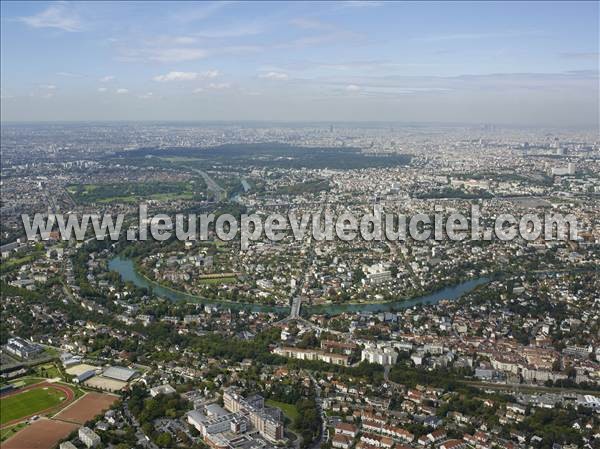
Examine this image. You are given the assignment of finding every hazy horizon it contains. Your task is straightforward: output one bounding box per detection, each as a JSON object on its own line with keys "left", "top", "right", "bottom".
{"left": 0, "top": 119, "right": 598, "bottom": 131}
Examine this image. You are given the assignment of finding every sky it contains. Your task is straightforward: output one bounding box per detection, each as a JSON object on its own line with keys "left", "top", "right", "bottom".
{"left": 1, "top": 1, "right": 598, "bottom": 126}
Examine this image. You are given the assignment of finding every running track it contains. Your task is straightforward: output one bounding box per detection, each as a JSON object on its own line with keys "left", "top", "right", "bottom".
{"left": 0, "top": 381, "right": 75, "bottom": 429}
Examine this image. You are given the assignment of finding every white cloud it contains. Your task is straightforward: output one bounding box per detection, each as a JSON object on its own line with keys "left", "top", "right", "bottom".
{"left": 153, "top": 70, "right": 218, "bottom": 82}
{"left": 259, "top": 71, "right": 289, "bottom": 80}
{"left": 118, "top": 31, "right": 262, "bottom": 64}
{"left": 116, "top": 88, "right": 129, "bottom": 94}
{"left": 149, "top": 48, "right": 207, "bottom": 63}
{"left": 139, "top": 92, "right": 154, "bottom": 99}
{"left": 20, "top": 4, "right": 82, "bottom": 32}
{"left": 39, "top": 84, "right": 57, "bottom": 90}
{"left": 220, "top": 45, "right": 263, "bottom": 55}
{"left": 100, "top": 75, "right": 115, "bottom": 82}
{"left": 202, "top": 70, "right": 219, "bottom": 79}
{"left": 117, "top": 39, "right": 211, "bottom": 62}
{"left": 345, "top": 84, "right": 361, "bottom": 92}
{"left": 192, "top": 88, "right": 205, "bottom": 94}
{"left": 147, "top": 35, "right": 200, "bottom": 47}
{"left": 208, "top": 82, "right": 231, "bottom": 90}
{"left": 282, "top": 31, "right": 364, "bottom": 49}
{"left": 97, "top": 87, "right": 108, "bottom": 92}
{"left": 171, "top": 36, "right": 197, "bottom": 45}
{"left": 153, "top": 71, "right": 198, "bottom": 82}
{"left": 56, "top": 71, "right": 81, "bottom": 77}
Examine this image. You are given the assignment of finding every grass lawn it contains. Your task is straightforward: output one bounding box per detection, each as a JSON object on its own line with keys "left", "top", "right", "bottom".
{"left": 0, "top": 252, "right": 43, "bottom": 272}
{"left": 159, "top": 156, "right": 203, "bottom": 162}
{"left": 33, "top": 363, "right": 62, "bottom": 379}
{"left": 0, "top": 423, "right": 27, "bottom": 442}
{"left": 8, "top": 377, "right": 44, "bottom": 388}
{"left": 43, "top": 346, "right": 61, "bottom": 357}
{"left": 266, "top": 399, "right": 300, "bottom": 423}
{"left": 147, "top": 192, "right": 194, "bottom": 201}
{"left": 1, "top": 387, "right": 67, "bottom": 425}
{"left": 198, "top": 276, "right": 237, "bottom": 285}
{"left": 93, "top": 191, "right": 194, "bottom": 203}
{"left": 68, "top": 181, "right": 199, "bottom": 204}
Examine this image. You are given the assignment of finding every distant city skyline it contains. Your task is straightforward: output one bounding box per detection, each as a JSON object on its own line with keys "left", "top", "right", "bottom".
{"left": 1, "top": 1, "right": 598, "bottom": 126}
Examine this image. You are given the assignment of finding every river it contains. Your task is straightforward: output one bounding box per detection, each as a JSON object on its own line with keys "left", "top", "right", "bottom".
{"left": 109, "top": 256, "right": 490, "bottom": 316}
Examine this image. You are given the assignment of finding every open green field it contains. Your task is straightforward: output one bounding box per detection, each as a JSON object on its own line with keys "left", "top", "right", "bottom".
{"left": 0, "top": 252, "right": 43, "bottom": 273}
{"left": 92, "top": 192, "right": 194, "bottom": 204}
{"left": 7, "top": 377, "right": 44, "bottom": 388}
{"left": 94, "top": 191, "right": 194, "bottom": 203}
{"left": 198, "top": 277, "right": 237, "bottom": 285}
{"left": 198, "top": 274, "right": 237, "bottom": 285}
{"left": 67, "top": 181, "right": 201, "bottom": 204}
{"left": 158, "top": 156, "right": 204, "bottom": 163}
{"left": 266, "top": 399, "right": 300, "bottom": 423}
{"left": 1, "top": 388, "right": 67, "bottom": 425}
{"left": 33, "top": 363, "right": 62, "bottom": 380}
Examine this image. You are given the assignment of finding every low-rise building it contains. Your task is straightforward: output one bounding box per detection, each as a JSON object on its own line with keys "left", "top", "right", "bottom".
{"left": 79, "top": 426, "right": 101, "bottom": 448}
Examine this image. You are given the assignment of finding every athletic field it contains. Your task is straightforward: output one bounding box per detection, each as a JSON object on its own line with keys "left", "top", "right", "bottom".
{"left": 1, "top": 384, "right": 72, "bottom": 426}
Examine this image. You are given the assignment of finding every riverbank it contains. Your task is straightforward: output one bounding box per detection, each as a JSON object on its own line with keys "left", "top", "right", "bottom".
{"left": 108, "top": 256, "right": 491, "bottom": 316}
{"left": 109, "top": 256, "right": 288, "bottom": 313}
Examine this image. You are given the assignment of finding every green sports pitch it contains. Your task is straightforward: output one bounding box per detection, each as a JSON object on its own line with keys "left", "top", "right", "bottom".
{"left": 1, "top": 387, "right": 67, "bottom": 425}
